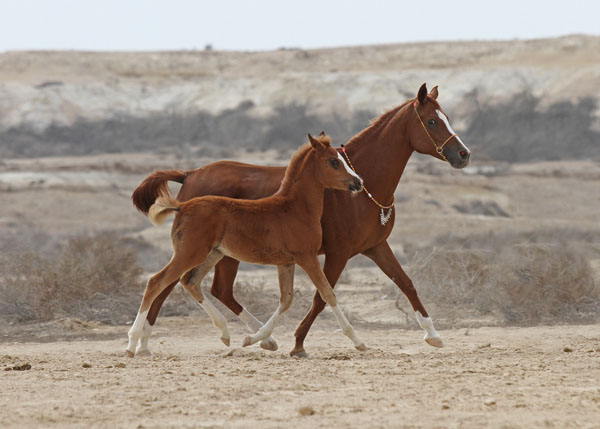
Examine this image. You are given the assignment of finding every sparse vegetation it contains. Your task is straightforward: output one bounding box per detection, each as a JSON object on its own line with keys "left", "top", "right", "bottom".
{"left": 0, "top": 233, "right": 144, "bottom": 323}
{"left": 384, "top": 229, "right": 600, "bottom": 325}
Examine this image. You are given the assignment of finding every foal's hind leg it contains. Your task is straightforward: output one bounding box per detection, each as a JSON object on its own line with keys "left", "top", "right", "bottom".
{"left": 363, "top": 241, "right": 443, "bottom": 347}
{"left": 211, "top": 257, "right": 279, "bottom": 351}
{"left": 127, "top": 258, "right": 189, "bottom": 357}
{"left": 242, "top": 264, "right": 295, "bottom": 347}
{"left": 180, "top": 250, "right": 231, "bottom": 346}
{"left": 296, "top": 255, "right": 366, "bottom": 351}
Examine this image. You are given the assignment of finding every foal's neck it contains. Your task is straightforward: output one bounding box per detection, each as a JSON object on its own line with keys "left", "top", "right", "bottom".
{"left": 276, "top": 149, "right": 325, "bottom": 217}
{"left": 343, "top": 102, "right": 413, "bottom": 204}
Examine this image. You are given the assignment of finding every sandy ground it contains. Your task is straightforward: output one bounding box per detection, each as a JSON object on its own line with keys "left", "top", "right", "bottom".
{"left": 2, "top": 319, "right": 600, "bottom": 429}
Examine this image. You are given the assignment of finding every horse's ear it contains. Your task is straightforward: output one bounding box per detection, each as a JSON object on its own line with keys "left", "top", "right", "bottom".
{"left": 308, "top": 133, "right": 324, "bottom": 151}
{"left": 417, "top": 83, "right": 428, "bottom": 105}
{"left": 319, "top": 130, "right": 326, "bottom": 137}
{"left": 429, "top": 85, "right": 439, "bottom": 100}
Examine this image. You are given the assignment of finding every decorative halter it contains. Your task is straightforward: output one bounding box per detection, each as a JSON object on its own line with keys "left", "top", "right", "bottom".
{"left": 341, "top": 146, "right": 394, "bottom": 226}
{"left": 412, "top": 101, "right": 456, "bottom": 163}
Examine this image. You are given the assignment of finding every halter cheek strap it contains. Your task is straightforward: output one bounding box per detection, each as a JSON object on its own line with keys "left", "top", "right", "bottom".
{"left": 413, "top": 101, "right": 456, "bottom": 162}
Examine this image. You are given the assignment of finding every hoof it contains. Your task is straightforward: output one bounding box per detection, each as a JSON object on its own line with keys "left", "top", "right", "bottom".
{"left": 355, "top": 343, "right": 368, "bottom": 352}
{"left": 259, "top": 337, "right": 278, "bottom": 351}
{"left": 125, "top": 350, "right": 135, "bottom": 358}
{"left": 425, "top": 336, "right": 444, "bottom": 348}
{"left": 135, "top": 349, "right": 152, "bottom": 357}
{"left": 221, "top": 337, "right": 231, "bottom": 347}
{"left": 242, "top": 336, "right": 252, "bottom": 347}
{"left": 289, "top": 348, "right": 308, "bottom": 358}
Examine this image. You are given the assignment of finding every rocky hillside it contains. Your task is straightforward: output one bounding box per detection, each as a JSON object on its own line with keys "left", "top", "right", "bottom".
{"left": 0, "top": 35, "right": 599, "bottom": 160}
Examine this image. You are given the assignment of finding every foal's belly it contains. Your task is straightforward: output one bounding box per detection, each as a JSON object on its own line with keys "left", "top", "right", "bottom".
{"left": 216, "top": 244, "right": 294, "bottom": 266}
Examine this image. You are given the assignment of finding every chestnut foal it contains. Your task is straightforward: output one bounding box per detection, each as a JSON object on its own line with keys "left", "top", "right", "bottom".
{"left": 126, "top": 133, "right": 364, "bottom": 357}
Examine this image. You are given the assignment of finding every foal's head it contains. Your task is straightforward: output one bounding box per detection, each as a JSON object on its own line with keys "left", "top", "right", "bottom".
{"left": 308, "top": 133, "right": 363, "bottom": 193}
{"left": 408, "top": 83, "right": 471, "bottom": 168}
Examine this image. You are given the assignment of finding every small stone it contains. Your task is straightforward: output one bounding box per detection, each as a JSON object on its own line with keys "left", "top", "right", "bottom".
{"left": 484, "top": 398, "right": 496, "bottom": 406}
{"left": 563, "top": 347, "right": 573, "bottom": 353}
{"left": 478, "top": 343, "right": 491, "bottom": 349}
{"left": 115, "top": 363, "right": 126, "bottom": 368}
{"left": 298, "top": 406, "right": 316, "bottom": 416}
{"left": 12, "top": 363, "right": 31, "bottom": 371}
{"left": 82, "top": 363, "right": 92, "bottom": 368}
{"left": 441, "top": 404, "right": 450, "bottom": 410}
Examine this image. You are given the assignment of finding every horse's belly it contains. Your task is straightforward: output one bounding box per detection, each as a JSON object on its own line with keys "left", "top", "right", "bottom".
{"left": 216, "top": 244, "right": 293, "bottom": 266}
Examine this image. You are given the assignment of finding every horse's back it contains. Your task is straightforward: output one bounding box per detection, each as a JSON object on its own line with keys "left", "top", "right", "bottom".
{"left": 177, "top": 161, "right": 285, "bottom": 202}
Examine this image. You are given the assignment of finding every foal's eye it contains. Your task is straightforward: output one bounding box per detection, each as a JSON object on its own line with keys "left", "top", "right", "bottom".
{"left": 428, "top": 119, "right": 437, "bottom": 127}
{"left": 329, "top": 158, "right": 340, "bottom": 169}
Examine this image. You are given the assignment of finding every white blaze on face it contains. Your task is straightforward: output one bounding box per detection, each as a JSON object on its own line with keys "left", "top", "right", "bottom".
{"left": 337, "top": 152, "right": 363, "bottom": 183}
{"left": 436, "top": 110, "right": 468, "bottom": 149}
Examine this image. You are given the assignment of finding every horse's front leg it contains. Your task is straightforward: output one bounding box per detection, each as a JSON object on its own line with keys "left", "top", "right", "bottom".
{"left": 363, "top": 240, "right": 443, "bottom": 348}
{"left": 242, "top": 264, "right": 295, "bottom": 347}
{"left": 295, "top": 255, "right": 366, "bottom": 351}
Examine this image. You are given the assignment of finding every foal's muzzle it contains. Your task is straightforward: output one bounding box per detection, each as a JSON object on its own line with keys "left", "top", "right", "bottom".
{"left": 447, "top": 147, "right": 471, "bottom": 169}
{"left": 348, "top": 177, "right": 364, "bottom": 193}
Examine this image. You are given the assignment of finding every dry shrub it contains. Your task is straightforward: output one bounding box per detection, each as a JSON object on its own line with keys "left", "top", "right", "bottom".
{"left": 0, "top": 233, "right": 144, "bottom": 323}
{"left": 409, "top": 242, "right": 598, "bottom": 324}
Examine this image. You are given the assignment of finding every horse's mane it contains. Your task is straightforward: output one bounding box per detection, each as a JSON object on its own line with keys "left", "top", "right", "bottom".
{"left": 346, "top": 96, "right": 440, "bottom": 146}
{"left": 276, "top": 134, "right": 331, "bottom": 195}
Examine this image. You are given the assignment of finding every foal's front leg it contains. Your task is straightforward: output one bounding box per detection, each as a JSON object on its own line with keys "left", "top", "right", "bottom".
{"left": 295, "top": 255, "right": 366, "bottom": 351}
{"left": 242, "top": 264, "right": 295, "bottom": 347}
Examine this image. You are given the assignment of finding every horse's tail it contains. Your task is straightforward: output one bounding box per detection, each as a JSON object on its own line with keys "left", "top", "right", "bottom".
{"left": 131, "top": 170, "right": 187, "bottom": 215}
{"left": 148, "top": 189, "right": 181, "bottom": 226}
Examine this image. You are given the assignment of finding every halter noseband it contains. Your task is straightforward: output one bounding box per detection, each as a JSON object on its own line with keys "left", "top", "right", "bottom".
{"left": 413, "top": 101, "right": 456, "bottom": 163}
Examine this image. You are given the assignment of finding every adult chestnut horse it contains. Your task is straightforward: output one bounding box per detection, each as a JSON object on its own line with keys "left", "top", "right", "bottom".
{"left": 132, "top": 83, "right": 470, "bottom": 357}
{"left": 127, "top": 134, "right": 364, "bottom": 357}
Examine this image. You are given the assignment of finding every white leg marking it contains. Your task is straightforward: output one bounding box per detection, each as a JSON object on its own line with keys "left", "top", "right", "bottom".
{"left": 243, "top": 305, "right": 283, "bottom": 347}
{"left": 415, "top": 310, "right": 444, "bottom": 348}
{"left": 135, "top": 320, "right": 153, "bottom": 356}
{"left": 331, "top": 305, "right": 366, "bottom": 350}
{"left": 199, "top": 294, "right": 231, "bottom": 346}
{"left": 337, "top": 152, "right": 363, "bottom": 182}
{"left": 126, "top": 309, "right": 149, "bottom": 356}
{"left": 239, "top": 308, "right": 279, "bottom": 351}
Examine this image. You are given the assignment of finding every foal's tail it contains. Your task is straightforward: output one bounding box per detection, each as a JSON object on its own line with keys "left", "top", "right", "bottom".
{"left": 131, "top": 170, "right": 187, "bottom": 215}
{"left": 148, "top": 189, "right": 181, "bottom": 226}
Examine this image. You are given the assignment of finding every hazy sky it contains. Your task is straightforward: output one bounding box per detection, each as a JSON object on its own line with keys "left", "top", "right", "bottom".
{"left": 1, "top": 0, "right": 598, "bottom": 52}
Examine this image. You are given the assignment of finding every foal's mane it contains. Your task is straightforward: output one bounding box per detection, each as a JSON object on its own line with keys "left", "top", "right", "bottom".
{"left": 276, "top": 134, "right": 331, "bottom": 195}
{"left": 346, "top": 96, "right": 440, "bottom": 146}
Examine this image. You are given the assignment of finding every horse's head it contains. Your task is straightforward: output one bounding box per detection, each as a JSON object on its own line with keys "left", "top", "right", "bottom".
{"left": 408, "top": 83, "right": 470, "bottom": 168}
{"left": 308, "top": 132, "right": 363, "bottom": 193}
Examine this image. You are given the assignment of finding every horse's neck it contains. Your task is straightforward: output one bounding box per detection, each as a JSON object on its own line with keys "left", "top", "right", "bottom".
{"left": 344, "top": 105, "right": 413, "bottom": 204}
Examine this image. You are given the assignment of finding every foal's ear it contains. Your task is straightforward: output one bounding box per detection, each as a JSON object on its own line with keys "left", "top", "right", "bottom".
{"left": 429, "top": 85, "right": 439, "bottom": 100}
{"left": 417, "top": 83, "right": 428, "bottom": 105}
{"left": 308, "top": 133, "right": 324, "bottom": 151}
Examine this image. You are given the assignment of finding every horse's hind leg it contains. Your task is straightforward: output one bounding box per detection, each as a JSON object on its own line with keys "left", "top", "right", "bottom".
{"left": 180, "top": 250, "right": 231, "bottom": 346}
{"left": 126, "top": 258, "right": 188, "bottom": 357}
{"left": 211, "top": 257, "right": 278, "bottom": 351}
{"left": 242, "top": 264, "right": 295, "bottom": 347}
{"left": 363, "top": 240, "right": 443, "bottom": 347}
{"left": 296, "top": 255, "right": 366, "bottom": 351}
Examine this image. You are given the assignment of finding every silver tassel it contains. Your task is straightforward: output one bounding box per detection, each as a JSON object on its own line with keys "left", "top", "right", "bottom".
{"left": 380, "top": 207, "right": 393, "bottom": 225}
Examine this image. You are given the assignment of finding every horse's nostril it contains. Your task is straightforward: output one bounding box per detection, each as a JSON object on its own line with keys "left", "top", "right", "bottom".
{"left": 459, "top": 150, "right": 468, "bottom": 160}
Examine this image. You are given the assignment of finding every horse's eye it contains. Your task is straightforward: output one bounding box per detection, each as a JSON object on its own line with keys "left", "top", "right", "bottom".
{"left": 428, "top": 119, "right": 437, "bottom": 127}
{"left": 329, "top": 158, "right": 340, "bottom": 169}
